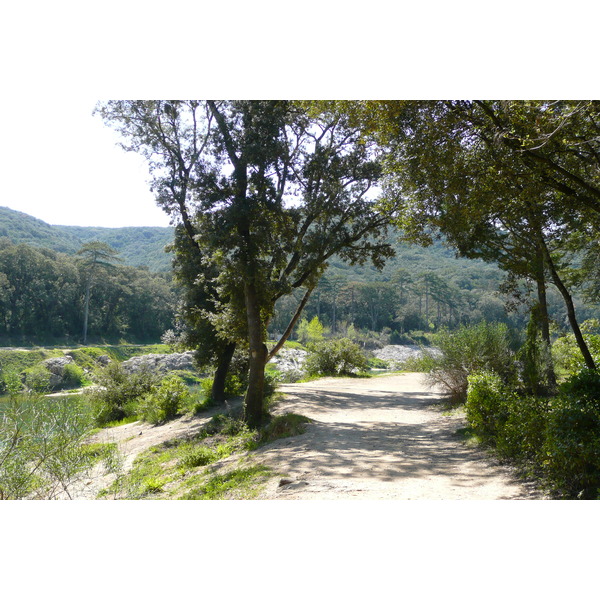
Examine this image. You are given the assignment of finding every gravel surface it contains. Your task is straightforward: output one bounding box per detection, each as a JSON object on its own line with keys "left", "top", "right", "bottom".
{"left": 254, "top": 373, "right": 547, "bottom": 500}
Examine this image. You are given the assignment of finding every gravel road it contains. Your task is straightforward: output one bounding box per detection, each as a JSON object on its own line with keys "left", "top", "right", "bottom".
{"left": 255, "top": 373, "right": 546, "bottom": 500}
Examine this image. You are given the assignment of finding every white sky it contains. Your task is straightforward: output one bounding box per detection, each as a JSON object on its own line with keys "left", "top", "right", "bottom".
{"left": 0, "top": 98, "right": 171, "bottom": 228}
{"left": 1, "top": 3, "right": 597, "bottom": 229}
{"left": 1, "top": 3, "right": 597, "bottom": 230}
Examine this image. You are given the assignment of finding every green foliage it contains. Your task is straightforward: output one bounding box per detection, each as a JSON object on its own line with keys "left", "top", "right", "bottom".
{"left": 0, "top": 394, "right": 98, "bottom": 499}
{"left": 543, "top": 395, "right": 600, "bottom": 499}
{"left": 465, "top": 371, "right": 512, "bottom": 442}
{"left": 62, "top": 363, "right": 86, "bottom": 388}
{"left": 23, "top": 365, "right": 52, "bottom": 393}
{"left": 496, "top": 394, "right": 549, "bottom": 464}
{"left": 1, "top": 370, "right": 22, "bottom": 397}
{"left": 181, "top": 465, "right": 273, "bottom": 500}
{"left": 423, "top": 322, "right": 516, "bottom": 403}
{"left": 85, "top": 362, "right": 161, "bottom": 426}
{"left": 0, "top": 236, "right": 174, "bottom": 345}
{"left": 559, "top": 368, "right": 600, "bottom": 409}
{"left": 296, "top": 316, "right": 325, "bottom": 345}
{"left": 466, "top": 367, "right": 600, "bottom": 498}
{"left": 0, "top": 206, "right": 173, "bottom": 271}
{"left": 138, "top": 375, "right": 190, "bottom": 425}
{"left": 304, "top": 338, "right": 368, "bottom": 377}
{"left": 552, "top": 328, "right": 600, "bottom": 378}
{"left": 368, "top": 357, "right": 390, "bottom": 369}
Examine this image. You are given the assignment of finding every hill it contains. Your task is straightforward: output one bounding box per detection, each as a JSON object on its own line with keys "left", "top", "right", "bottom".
{"left": 0, "top": 206, "right": 173, "bottom": 271}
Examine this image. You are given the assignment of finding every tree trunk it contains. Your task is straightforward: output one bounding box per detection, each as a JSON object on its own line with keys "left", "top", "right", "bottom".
{"left": 82, "top": 279, "right": 91, "bottom": 344}
{"left": 535, "top": 273, "right": 557, "bottom": 387}
{"left": 541, "top": 240, "right": 596, "bottom": 370}
{"left": 243, "top": 282, "right": 268, "bottom": 427}
{"left": 211, "top": 342, "right": 236, "bottom": 404}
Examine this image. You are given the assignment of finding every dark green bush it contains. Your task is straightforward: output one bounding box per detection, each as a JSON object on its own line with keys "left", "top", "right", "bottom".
{"left": 542, "top": 369, "right": 600, "bottom": 498}
{"left": 543, "top": 398, "right": 600, "bottom": 499}
{"left": 496, "top": 394, "right": 549, "bottom": 463}
{"left": 467, "top": 367, "right": 600, "bottom": 498}
{"left": 559, "top": 368, "right": 600, "bottom": 409}
{"left": 304, "top": 338, "right": 368, "bottom": 377}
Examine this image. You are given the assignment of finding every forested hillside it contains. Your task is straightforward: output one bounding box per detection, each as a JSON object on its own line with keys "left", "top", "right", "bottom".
{"left": 0, "top": 207, "right": 173, "bottom": 271}
{"left": 2, "top": 206, "right": 598, "bottom": 347}
{"left": 0, "top": 238, "right": 174, "bottom": 344}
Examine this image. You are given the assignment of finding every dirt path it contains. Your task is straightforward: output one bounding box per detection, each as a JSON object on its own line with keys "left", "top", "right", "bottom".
{"left": 70, "top": 372, "right": 545, "bottom": 500}
{"left": 254, "top": 373, "right": 546, "bottom": 500}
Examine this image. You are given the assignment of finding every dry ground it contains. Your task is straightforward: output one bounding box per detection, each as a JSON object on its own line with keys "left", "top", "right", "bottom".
{"left": 71, "top": 372, "right": 546, "bottom": 500}
{"left": 254, "top": 373, "right": 547, "bottom": 499}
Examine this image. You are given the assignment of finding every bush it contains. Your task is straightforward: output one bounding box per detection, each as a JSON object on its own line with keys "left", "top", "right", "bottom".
{"left": 466, "top": 370, "right": 550, "bottom": 464}
{"left": 424, "top": 322, "right": 516, "bottom": 402}
{"left": 23, "top": 365, "right": 52, "bottom": 393}
{"left": 368, "top": 357, "right": 390, "bottom": 370}
{"left": 465, "top": 370, "right": 512, "bottom": 442}
{"left": 304, "top": 338, "right": 368, "bottom": 377}
{"left": 85, "top": 362, "right": 161, "bottom": 426}
{"left": 62, "top": 363, "right": 86, "bottom": 389}
{"left": 466, "top": 366, "right": 600, "bottom": 498}
{"left": 0, "top": 394, "right": 98, "bottom": 499}
{"left": 559, "top": 368, "right": 600, "bottom": 409}
{"left": 138, "top": 375, "right": 190, "bottom": 425}
{"left": 544, "top": 398, "right": 600, "bottom": 499}
{"left": 497, "top": 394, "right": 549, "bottom": 464}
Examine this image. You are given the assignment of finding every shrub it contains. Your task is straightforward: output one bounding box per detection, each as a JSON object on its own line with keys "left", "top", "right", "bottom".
{"left": 23, "top": 365, "right": 52, "bottom": 393}
{"left": 496, "top": 394, "right": 549, "bottom": 463}
{"left": 544, "top": 397, "right": 600, "bottom": 499}
{"left": 85, "top": 362, "right": 161, "bottom": 426}
{"left": 1, "top": 370, "right": 23, "bottom": 397}
{"left": 138, "top": 375, "right": 190, "bottom": 425}
{"left": 62, "top": 363, "right": 86, "bottom": 388}
{"left": 0, "top": 394, "right": 97, "bottom": 499}
{"left": 465, "top": 370, "right": 512, "bottom": 442}
{"left": 559, "top": 368, "right": 600, "bottom": 409}
{"left": 424, "top": 322, "right": 516, "bottom": 403}
{"left": 368, "top": 357, "right": 390, "bottom": 370}
{"left": 542, "top": 368, "right": 600, "bottom": 498}
{"left": 304, "top": 338, "right": 368, "bottom": 377}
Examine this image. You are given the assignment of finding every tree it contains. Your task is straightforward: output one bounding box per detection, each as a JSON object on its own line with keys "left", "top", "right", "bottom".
{"left": 169, "top": 223, "right": 240, "bottom": 404}
{"left": 378, "top": 100, "right": 600, "bottom": 371}
{"left": 77, "top": 241, "right": 121, "bottom": 344}
{"left": 296, "top": 315, "right": 324, "bottom": 345}
{"left": 97, "top": 100, "right": 401, "bottom": 425}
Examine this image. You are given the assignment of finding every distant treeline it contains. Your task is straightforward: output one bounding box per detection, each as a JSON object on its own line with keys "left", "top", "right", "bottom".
{"left": 0, "top": 238, "right": 174, "bottom": 344}
{"left": 270, "top": 236, "right": 600, "bottom": 341}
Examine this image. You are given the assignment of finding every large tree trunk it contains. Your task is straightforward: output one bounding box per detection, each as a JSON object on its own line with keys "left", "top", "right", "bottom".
{"left": 211, "top": 342, "right": 236, "bottom": 404}
{"left": 243, "top": 282, "right": 268, "bottom": 427}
